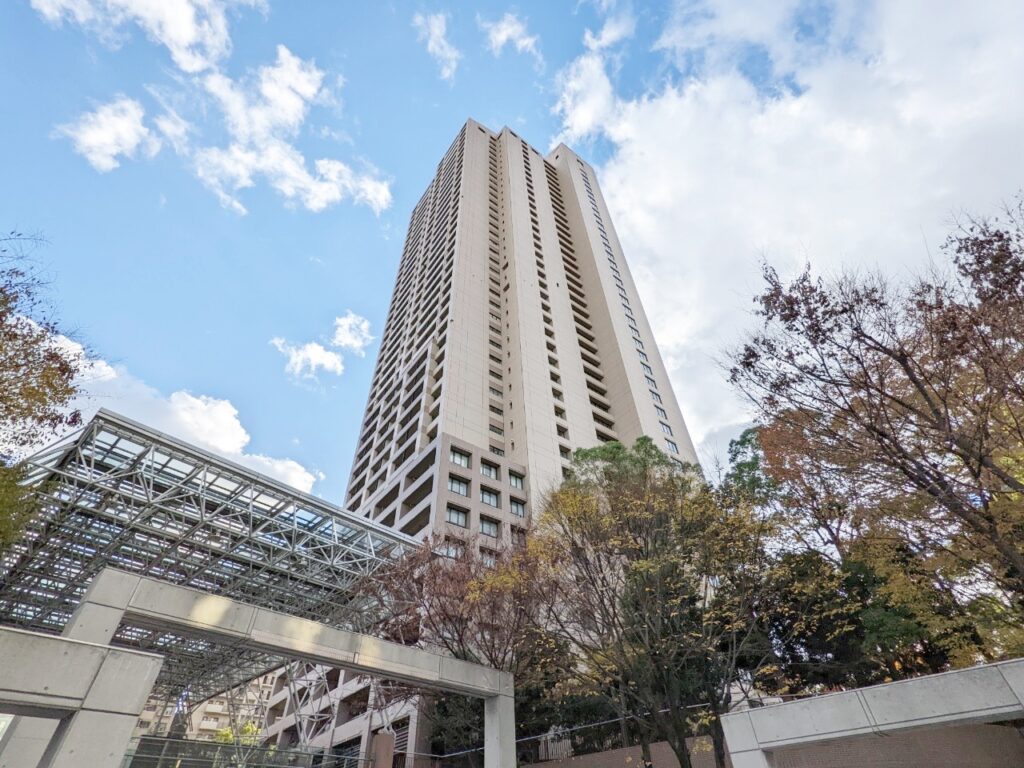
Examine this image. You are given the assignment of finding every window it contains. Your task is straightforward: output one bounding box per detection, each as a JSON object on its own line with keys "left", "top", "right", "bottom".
{"left": 481, "top": 461, "right": 499, "bottom": 480}
{"left": 641, "top": 362, "right": 654, "bottom": 375}
{"left": 510, "top": 498, "right": 525, "bottom": 517}
{"left": 637, "top": 350, "right": 649, "bottom": 362}
{"left": 490, "top": 445, "right": 505, "bottom": 457}
{"left": 509, "top": 472, "right": 524, "bottom": 489}
{"left": 489, "top": 386, "right": 502, "bottom": 398}
{"left": 441, "top": 539, "right": 464, "bottom": 559}
{"left": 137, "top": 719, "right": 149, "bottom": 729}
{"left": 660, "top": 422, "right": 674, "bottom": 436}
{"left": 634, "top": 338, "right": 645, "bottom": 350}
{"left": 489, "top": 424, "right": 504, "bottom": 436}
{"left": 450, "top": 448, "right": 470, "bottom": 468}
{"left": 650, "top": 390, "right": 663, "bottom": 404}
{"left": 645, "top": 376, "right": 658, "bottom": 388}
{"left": 489, "top": 404, "right": 503, "bottom": 416}
{"left": 448, "top": 475, "right": 469, "bottom": 496}
{"left": 481, "top": 550, "right": 497, "bottom": 568}
{"left": 446, "top": 505, "right": 468, "bottom": 527}
{"left": 666, "top": 439, "right": 680, "bottom": 454}
{"left": 480, "top": 488, "right": 500, "bottom": 508}
{"left": 512, "top": 527, "right": 527, "bottom": 549}
{"left": 655, "top": 405, "right": 668, "bottom": 419}
{"left": 480, "top": 517, "right": 499, "bottom": 537}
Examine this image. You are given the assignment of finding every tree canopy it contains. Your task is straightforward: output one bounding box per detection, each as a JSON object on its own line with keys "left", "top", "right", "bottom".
{"left": 1, "top": 233, "right": 83, "bottom": 551}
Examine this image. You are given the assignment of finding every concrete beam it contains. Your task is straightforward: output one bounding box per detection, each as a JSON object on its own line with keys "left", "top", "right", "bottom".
{"left": 722, "top": 658, "right": 1024, "bottom": 767}
{"left": 0, "top": 626, "right": 163, "bottom": 768}
{"left": 70, "top": 568, "right": 518, "bottom": 767}
{"left": 91, "top": 568, "right": 514, "bottom": 700}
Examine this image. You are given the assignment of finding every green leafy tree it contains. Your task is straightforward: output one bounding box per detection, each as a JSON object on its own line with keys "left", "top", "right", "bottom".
{"left": 723, "top": 417, "right": 993, "bottom": 689}
{"left": 1, "top": 233, "right": 83, "bottom": 550}
{"left": 536, "top": 438, "right": 785, "bottom": 768}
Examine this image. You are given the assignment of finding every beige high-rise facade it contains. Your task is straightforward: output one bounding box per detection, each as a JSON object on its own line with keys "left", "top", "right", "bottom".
{"left": 263, "top": 118, "right": 697, "bottom": 758}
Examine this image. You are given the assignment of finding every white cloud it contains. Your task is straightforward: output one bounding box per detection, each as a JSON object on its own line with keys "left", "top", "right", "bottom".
{"left": 552, "top": 0, "right": 1024, "bottom": 467}
{"left": 270, "top": 338, "right": 344, "bottom": 380}
{"left": 331, "top": 310, "right": 374, "bottom": 356}
{"left": 553, "top": 53, "right": 616, "bottom": 144}
{"left": 57, "top": 339, "right": 319, "bottom": 491}
{"left": 154, "top": 108, "right": 192, "bottom": 154}
{"left": 479, "top": 12, "right": 543, "bottom": 66}
{"left": 204, "top": 46, "right": 322, "bottom": 144}
{"left": 35, "top": 4, "right": 389, "bottom": 215}
{"left": 194, "top": 45, "right": 392, "bottom": 214}
{"left": 583, "top": 11, "right": 635, "bottom": 51}
{"left": 31, "top": 0, "right": 263, "bottom": 73}
{"left": 413, "top": 12, "right": 461, "bottom": 82}
{"left": 269, "top": 310, "right": 373, "bottom": 383}
{"left": 55, "top": 96, "right": 160, "bottom": 172}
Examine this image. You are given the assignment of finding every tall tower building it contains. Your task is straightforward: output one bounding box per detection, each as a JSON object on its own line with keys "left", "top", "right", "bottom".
{"left": 263, "top": 119, "right": 698, "bottom": 756}
{"left": 345, "top": 118, "right": 696, "bottom": 542}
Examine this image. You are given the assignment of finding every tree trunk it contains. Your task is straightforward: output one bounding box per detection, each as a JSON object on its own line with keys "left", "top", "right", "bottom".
{"left": 710, "top": 715, "right": 727, "bottom": 768}
{"left": 664, "top": 733, "right": 693, "bottom": 768}
{"left": 640, "top": 736, "right": 655, "bottom": 768}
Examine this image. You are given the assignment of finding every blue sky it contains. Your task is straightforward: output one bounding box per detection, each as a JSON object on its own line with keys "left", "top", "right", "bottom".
{"left": 3, "top": 0, "right": 1023, "bottom": 499}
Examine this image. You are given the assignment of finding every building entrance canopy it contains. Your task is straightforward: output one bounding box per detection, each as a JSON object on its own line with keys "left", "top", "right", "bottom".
{"left": 0, "top": 410, "right": 416, "bottom": 703}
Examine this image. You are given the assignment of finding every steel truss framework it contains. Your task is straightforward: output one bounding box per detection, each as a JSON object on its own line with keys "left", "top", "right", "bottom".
{"left": 0, "top": 409, "right": 415, "bottom": 705}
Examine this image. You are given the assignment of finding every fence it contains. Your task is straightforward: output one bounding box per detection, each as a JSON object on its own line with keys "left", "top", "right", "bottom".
{"left": 393, "top": 707, "right": 709, "bottom": 768}
{"left": 122, "top": 735, "right": 372, "bottom": 768}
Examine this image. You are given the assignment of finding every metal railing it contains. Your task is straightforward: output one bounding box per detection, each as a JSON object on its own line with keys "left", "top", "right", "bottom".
{"left": 121, "top": 735, "right": 372, "bottom": 768}
{"left": 392, "top": 703, "right": 728, "bottom": 768}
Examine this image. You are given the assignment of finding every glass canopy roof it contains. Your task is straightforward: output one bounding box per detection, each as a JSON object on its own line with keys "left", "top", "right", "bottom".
{"left": 0, "top": 409, "right": 415, "bottom": 702}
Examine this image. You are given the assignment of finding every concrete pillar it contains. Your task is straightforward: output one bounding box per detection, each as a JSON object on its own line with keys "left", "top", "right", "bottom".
{"left": 720, "top": 711, "right": 771, "bottom": 768}
{"left": 38, "top": 711, "right": 139, "bottom": 768}
{"left": 0, "top": 570, "right": 139, "bottom": 766}
{"left": 371, "top": 730, "right": 396, "bottom": 768}
{"left": 730, "top": 752, "right": 772, "bottom": 768}
{"left": 483, "top": 694, "right": 515, "bottom": 768}
{"left": 0, "top": 717, "right": 58, "bottom": 768}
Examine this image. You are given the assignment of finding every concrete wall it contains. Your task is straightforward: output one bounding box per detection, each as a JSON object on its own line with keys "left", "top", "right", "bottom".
{"left": 722, "top": 658, "right": 1024, "bottom": 768}
{"left": 770, "top": 723, "right": 1024, "bottom": 768}
{"left": 533, "top": 738, "right": 722, "bottom": 768}
{"left": 534, "top": 724, "right": 1024, "bottom": 768}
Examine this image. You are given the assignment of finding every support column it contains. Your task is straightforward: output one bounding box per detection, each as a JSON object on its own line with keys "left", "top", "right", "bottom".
{"left": 720, "top": 711, "right": 772, "bottom": 768}
{"left": 483, "top": 693, "right": 515, "bottom": 768}
{"left": 38, "top": 711, "right": 140, "bottom": 768}
{"left": 370, "top": 730, "right": 396, "bottom": 768}
{"left": 0, "top": 627, "right": 162, "bottom": 768}
{"left": 0, "top": 716, "right": 57, "bottom": 768}
{"left": 1, "top": 570, "right": 140, "bottom": 768}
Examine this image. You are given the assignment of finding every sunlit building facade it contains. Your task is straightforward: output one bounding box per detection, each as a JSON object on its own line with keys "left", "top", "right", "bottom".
{"left": 266, "top": 118, "right": 698, "bottom": 759}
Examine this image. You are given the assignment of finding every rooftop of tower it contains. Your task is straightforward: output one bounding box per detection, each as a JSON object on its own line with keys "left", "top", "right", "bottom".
{"left": 462, "top": 116, "right": 581, "bottom": 167}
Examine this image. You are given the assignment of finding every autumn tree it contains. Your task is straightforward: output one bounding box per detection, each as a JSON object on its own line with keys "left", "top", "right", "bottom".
{"left": 729, "top": 200, "right": 1024, "bottom": 658}
{"left": 1, "top": 232, "right": 83, "bottom": 550}
{"left": 536, "top": 438, "right": 786, "bottom": 768}
{"left": 356, "top": 535, "right": 589, "bottom": 759}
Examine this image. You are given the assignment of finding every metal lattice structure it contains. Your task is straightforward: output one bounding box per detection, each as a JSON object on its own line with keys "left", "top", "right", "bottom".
{"left": 0, "top": 409, "right": 415, "bottom": 704}
{"left": 284, "top": 662, "right": 343, "bottom": 744}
